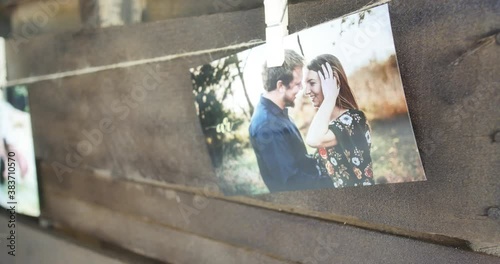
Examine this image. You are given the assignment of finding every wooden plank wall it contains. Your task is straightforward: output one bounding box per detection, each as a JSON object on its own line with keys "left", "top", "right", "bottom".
{"left": 5, "top": 0, "right": 500, "bottom": 262}
{"left": 0, "top": 214, "right": 162, "bottom": 264}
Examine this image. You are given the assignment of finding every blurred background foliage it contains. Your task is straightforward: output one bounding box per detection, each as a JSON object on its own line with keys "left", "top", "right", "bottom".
{"left": 191, "top": 55, "right": 252, "bottom": 169}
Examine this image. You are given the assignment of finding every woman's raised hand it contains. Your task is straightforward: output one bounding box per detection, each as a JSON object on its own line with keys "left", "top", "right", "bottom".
{"left": 305, "top": 62, "right": 340, "bottom": 148}
{"left": 318, "top": 62, "right": 340, "bottom": 101}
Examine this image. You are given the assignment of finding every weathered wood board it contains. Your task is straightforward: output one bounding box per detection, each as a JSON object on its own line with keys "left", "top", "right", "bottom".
{"left": 41, "top": 195, "right": 294, "bottom": 264}
{"left": 5, "top": 1, "right": 266, "bottom": 80}
{"left": 28, "top": 59, "right": 216, "bottom": 185}
{"left": 5, "top": 0, "right": 500, "bottom": 260}
{"left": 42, "top": 182, "right": 500, "bottom": 264}
{"left": 144, "top": 0, "right": 264, "bottom": 21}
{"left": 0, "top": 213, "right": 157, "bottom": 264}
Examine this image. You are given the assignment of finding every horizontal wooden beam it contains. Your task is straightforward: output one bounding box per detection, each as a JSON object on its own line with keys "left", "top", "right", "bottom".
{"left": 0, "top": 213, "right": 157, "bottom": 263}
{"left": 28, "top": 57, "right": 217, "bottom": 185}
{"left": 6, "top": 0, "right": 389, "bottom": 81}
{"left": 5, "top": 0, "right": 267, "bottom": 80}
{"left": 40, "top": 193, "right": 296, "bottom": 264}
{"left": 41, "top": 182, "right": 500, "bottom": 263}
{"left": 40, "top": 163, "right": 500, "bottom": 259}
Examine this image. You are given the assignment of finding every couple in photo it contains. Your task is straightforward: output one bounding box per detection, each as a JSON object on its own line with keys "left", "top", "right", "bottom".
{"left": 249, "top": 50, "right": 374, "bottom": 193}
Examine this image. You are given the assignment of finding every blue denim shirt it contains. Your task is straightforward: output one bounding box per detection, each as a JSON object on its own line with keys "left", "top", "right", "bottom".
{"left": 249, "top": 96, "right": 332, "bottom": 192}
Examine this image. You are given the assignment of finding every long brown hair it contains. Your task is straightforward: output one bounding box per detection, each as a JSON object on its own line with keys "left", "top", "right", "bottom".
{"left": 307, "top": 54, "right": 358, "bottom": 110}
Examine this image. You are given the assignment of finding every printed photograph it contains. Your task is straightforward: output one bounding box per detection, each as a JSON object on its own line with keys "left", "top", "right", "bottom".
{"left": 0, "top": 85, "right": 40, "bottom": 216}
{"left": 190, "top": 4, "right": 426, "bottom": 196}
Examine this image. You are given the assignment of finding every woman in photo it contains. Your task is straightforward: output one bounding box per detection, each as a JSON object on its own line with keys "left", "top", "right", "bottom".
{"left": 305, "top": 54, "right": 374, "bottom": 188}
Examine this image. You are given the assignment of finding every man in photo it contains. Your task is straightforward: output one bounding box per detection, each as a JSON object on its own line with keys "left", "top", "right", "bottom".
{"left": 249, "top": 50, "right": 332, "bottom": 192}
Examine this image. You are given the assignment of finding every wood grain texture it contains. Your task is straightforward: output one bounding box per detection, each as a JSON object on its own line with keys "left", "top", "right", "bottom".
{"left": 38, "top": 163, "right": 470, "bottom": 251}
{"left": 0, "top": 214, "right": 152, "bottom": 264}
{"left": 28, "top": 58, "right": 217, "bottom": 185}
{"left": 19, "top": 0, "right": 500, "bottom": 255}
{"left": 40, "top": 180, "right": 500, "bottom": 264}
{"left": 144, "top": 0, "right": 264, "bottom": 21}
{"left": 40, "top": 194, "right": 295, "bottom": 264}
{"left": 6, "top": 0, "right": 378, "bottom": 80}
{"left": 79, "top": 0, "right": 101, "bottom": 29}
{"left": 5, "top": 0, "right": 266, "bottom": 80}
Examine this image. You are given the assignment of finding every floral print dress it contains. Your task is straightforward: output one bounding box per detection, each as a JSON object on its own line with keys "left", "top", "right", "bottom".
{"left": 313, "top": 109, "right": 374, "bottom": 188}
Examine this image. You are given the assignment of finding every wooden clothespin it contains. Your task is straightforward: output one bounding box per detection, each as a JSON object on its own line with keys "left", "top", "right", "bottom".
{"left": 264, "top": 0, "right": 289, "bottom": 67}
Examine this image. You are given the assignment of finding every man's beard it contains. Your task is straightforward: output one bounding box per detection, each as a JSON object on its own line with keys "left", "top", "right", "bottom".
{"left": 284, "top": 93, "right": 296, "bottom": 107}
